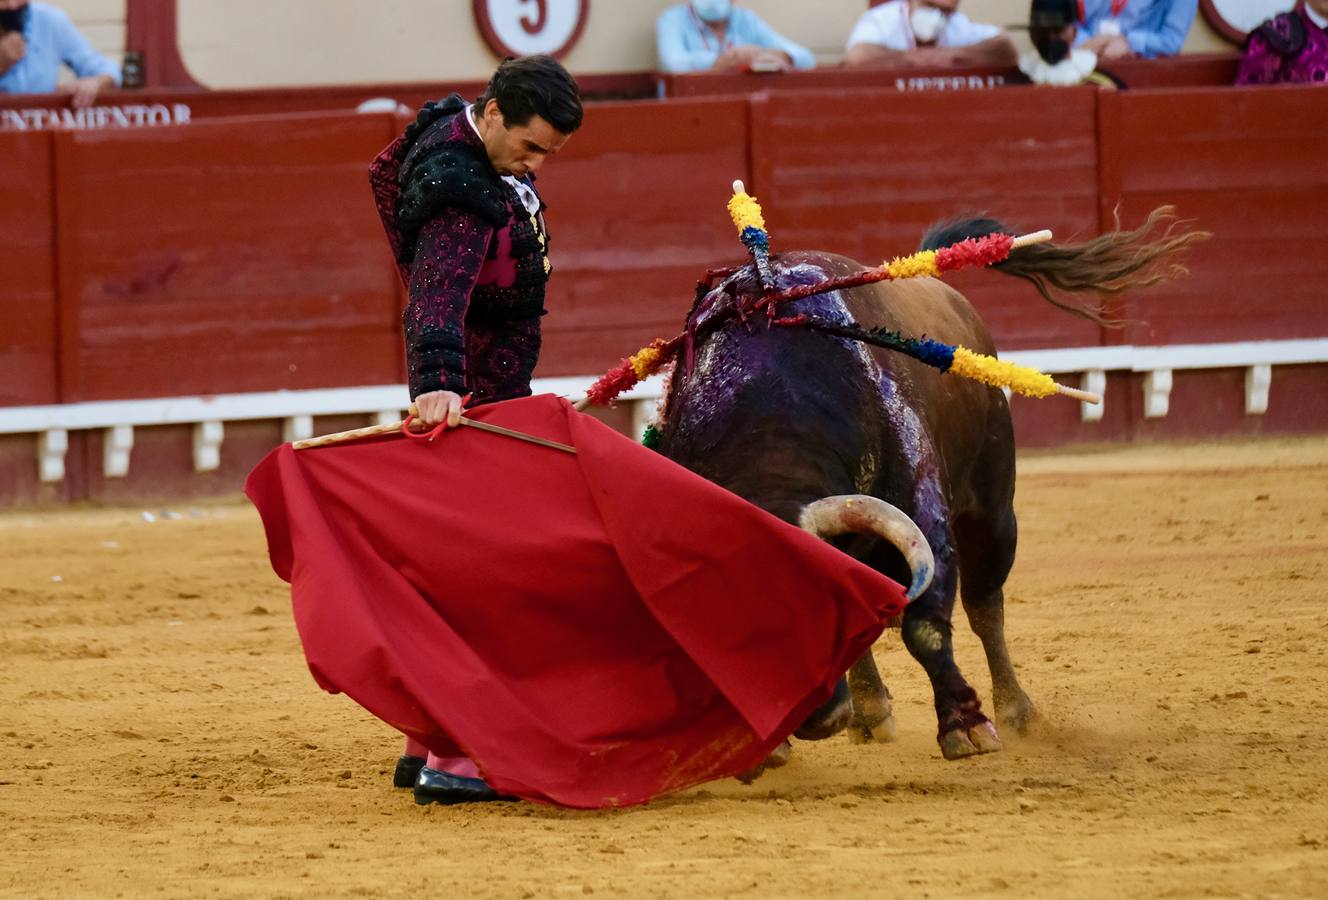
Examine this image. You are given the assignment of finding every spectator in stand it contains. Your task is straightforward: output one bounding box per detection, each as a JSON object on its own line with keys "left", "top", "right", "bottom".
{"left": 1077, "top": 0, "right": 1197, "bottom": 60}
{"left": 657, "top": 0, "right": 816, "bottom": 73}
{"left": 1236, "top": 0, "right": 1328, "bottom": 85}
{"left": 1018, "top": 0, "right": 1117, "bottom": 86}
{"left": 845, "top": 0, "right": 1018, "bottom": 68}
{"left": 0, "top": 1, "right": 120, "bottom": 107}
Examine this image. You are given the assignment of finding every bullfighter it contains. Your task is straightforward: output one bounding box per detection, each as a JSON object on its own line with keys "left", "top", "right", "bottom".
{"left": 367, "top": 53, "right": 583, "bottom": 805}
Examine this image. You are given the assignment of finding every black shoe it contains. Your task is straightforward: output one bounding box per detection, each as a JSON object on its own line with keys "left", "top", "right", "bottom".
{"left": 413, "top": 766, "right": 516, "bottom": 806}
{"left": 393, "top": 754, "right": 426, "bottom": 789}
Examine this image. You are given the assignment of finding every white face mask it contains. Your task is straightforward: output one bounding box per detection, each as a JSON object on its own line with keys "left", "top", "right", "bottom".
{"left": 909, "top": 5, "right": 947, "bottom": 44}
{"left": 691, "top": 0, "right": 733, "bottom": 23}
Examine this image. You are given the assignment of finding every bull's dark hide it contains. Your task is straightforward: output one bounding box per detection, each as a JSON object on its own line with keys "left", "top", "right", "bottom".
{"left": 654, "top": 206, "right": 1203, "bottom": 761}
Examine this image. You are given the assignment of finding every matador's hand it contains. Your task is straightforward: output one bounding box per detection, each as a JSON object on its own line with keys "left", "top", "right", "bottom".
{"left": 413, "top": 390, "right": 465, "bottom": 428}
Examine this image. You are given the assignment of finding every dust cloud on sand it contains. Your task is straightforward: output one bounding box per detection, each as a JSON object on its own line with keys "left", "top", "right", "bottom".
{"left": 2, "top": 437, "right": 1326, "bottom": 899}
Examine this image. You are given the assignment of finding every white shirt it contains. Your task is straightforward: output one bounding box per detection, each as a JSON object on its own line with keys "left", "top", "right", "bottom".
{"left": 464, "top": 104, "right": 541, "bottom": 217}
{"left": 1309, "top": 6, "right": 1328, "bottom": 30}
{"left": 846, "top": 0, "right": 1001, "bottom": 51}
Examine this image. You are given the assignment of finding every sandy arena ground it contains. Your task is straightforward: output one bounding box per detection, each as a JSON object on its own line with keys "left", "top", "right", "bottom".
{"left": 2, "top": 436, "right": 1326, "bottom": 900}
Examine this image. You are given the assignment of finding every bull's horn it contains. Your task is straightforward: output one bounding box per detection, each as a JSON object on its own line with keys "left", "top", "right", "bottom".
{"left": 799, "top": 495, "right": 934, "bottom": 601}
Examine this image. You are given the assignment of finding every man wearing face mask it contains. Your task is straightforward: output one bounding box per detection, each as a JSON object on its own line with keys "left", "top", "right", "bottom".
{"left": 0, "top": 1, "right": 120, "bottom": 107}
{"left": 1018, "top": 0, "right": 1117, "bottom": 85}
{"left": 657, "top": 0, "right": 816, "bottom": 73}
{"left": 846, "top": 0, "right": 1017, "bottom": 67}
{"left": 367, "top": 55, "right": 583, "bottom": 805}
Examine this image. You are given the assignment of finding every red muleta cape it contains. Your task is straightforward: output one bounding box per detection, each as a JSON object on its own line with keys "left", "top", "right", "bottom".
{"left": 245, "top": 395, "right": 907, "bottom": 808}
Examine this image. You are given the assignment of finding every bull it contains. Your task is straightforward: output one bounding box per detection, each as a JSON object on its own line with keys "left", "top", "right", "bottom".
{"left": 654, "top": 209, "right": 1200, "bottom": 760}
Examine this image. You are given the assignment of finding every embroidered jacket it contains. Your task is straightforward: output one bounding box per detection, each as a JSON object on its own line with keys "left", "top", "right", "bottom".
{"left": 1236, "top": 9, "right": 1328, "bottom": 86}
{"left": 369, "top": 94, "right": 551, "bottom": 403}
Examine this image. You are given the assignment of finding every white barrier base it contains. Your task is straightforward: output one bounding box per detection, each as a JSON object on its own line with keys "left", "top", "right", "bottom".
{"left": 3, "top": 340, "right": 1326, "bottom": 483}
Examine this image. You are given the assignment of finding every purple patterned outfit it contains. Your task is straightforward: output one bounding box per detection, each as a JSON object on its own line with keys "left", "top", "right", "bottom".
{"left": 370, "top": 94, "right": 551, "bottom": 404}
{"left": 1236, "top": 7, "right": 1328, "bottom": 85}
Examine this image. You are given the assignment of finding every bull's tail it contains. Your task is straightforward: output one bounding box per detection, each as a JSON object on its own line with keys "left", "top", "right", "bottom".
{"left": 918, "top": 206, "right": 1208, "bottom": 326}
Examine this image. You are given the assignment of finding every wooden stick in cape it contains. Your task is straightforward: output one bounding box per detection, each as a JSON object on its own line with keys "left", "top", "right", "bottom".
{"left": 292, "top": 409, "right": 577, "bottom": 453}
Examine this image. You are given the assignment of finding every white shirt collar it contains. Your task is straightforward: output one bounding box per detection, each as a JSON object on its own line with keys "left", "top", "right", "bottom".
{"left": 1307, "top": 6, "right": 1328, "bottom": 30}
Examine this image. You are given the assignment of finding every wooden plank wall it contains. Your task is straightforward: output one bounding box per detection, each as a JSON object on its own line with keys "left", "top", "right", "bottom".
{"left": 752, "top": 86, "right": 1104, "bottom": 350}
{"left": 50, "top": 112, "right": 404, "bottom": 401}
{"left": 660, "top": 53, "right": 1240, "bottom": 97}
{"left": 0, "top": 74, "right": 660, "bottom": 124}
{"left": 538, "top": 98, "right": 752, "bottom": 376}
{"left": 0, "top": 132, "right": 59, "bottom": 406}
{"left": 1107, "top": 87, "right": 1328, "bottom": 346}
{"left": 2, "top": 82, "right": 1326, "bottom": 432}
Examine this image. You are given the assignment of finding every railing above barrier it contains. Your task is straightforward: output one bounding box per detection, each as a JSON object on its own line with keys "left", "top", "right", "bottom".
{"left": 0, "top": 73, "right": 659, "bottom": 131}
{"left": 0, "top": 54, "right": 1243, "bottom": 133}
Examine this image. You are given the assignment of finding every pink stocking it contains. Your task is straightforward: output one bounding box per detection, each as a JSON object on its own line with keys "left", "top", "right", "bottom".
{"left": 425, "top": 752, "right": 481, "bottom": 779}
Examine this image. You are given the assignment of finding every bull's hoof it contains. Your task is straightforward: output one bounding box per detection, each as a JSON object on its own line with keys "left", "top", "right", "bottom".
{"left": 847, "top": 714, "right": 897, "bottom": 744}
{"left": 767, "top": 740, "right": 793, "bottom": 768}
{"left": 795, "top": 703, "right": 851, "bottom": 741}
{"left": 939, "top": 721, "right": 1003, "bottom": 760}
{"left": 735, "top": 740, "right": 793, "bottom": 785}
{"left": 795, "top": 679, "right": 851, "bottom": 741}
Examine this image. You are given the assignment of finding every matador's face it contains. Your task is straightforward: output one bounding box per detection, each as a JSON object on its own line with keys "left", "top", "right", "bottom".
{"left": 476, "top": 99, "right": 570, "bottom": 179}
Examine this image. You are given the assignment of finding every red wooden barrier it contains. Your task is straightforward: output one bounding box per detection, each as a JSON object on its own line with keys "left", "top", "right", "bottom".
{"left": 0, "top": 57, "right": 1237, "bottom": 132}
{"left": 1, "top": 83, "right": 1325, "bottom": 420}
{"left": 5, "top": 82, "right": 1328, "bottom": 504}
{"left": 537, "top": 98, "right": 752, "bottom": 376}
{"left": 0, "top": 132, "right": 59, "bottom": 406}
{"left": 0, "top": 74, "right": 658, "bottom": 129}
{"left": 1099, "top": 53, "right": 1240, "bottom": 88}
{"left": 662, "top": 66, "right": 1012, "bottom": 99}
{"left": 749, "top": 85, "right": 1104, "bottom": 350}
{"left": 660, "top": 54, "right": 1240, "bottom": 98}
{"left": 1105, "top": 86, "right": 1328, "bottom": 346}
{"left": 50, "top": 112, "right": 404, "bottom": 402}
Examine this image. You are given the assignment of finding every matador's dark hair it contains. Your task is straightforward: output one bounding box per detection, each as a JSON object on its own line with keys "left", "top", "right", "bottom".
{"left": 475, "top": 54, "right": 583, "bottom": 135}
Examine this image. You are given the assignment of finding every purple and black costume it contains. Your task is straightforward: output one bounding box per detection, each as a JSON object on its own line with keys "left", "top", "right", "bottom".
{"left": 370, "top": 94, "right": 551, "bottom": 403}
{"left": 1236, "top": 7, "right": 1328, "bottom": 85}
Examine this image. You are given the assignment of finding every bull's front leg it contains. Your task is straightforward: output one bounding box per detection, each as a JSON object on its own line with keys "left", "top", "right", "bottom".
{"left": 903, "top": 616, "right": 1002, "bottom": 758}
{"left": 846, "top": 651, "right": 898, "bottom": 743}
{"left": 900, "top": 537, "right": 1002, "bottom": 758}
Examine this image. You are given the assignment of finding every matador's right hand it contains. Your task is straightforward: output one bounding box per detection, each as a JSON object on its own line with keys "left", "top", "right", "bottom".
{"left": 413, "top": 390, "right": 465, "bottom": 428}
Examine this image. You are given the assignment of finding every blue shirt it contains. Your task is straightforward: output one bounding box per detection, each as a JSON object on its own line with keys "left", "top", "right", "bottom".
{"left": 657, "top": 5, "right": 816, "bottom": 73}
{"left": 0, "top": 2, "right": 121, "bottom": 94}
{"left": 1079, "top": 0, "right": 1197, "bottom": 58}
